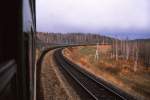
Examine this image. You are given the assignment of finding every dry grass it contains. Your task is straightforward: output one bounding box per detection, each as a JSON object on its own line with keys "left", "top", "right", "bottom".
{"left": 64, "top": 46, "right": 150, "bottom": 100}
{"left": 37, "top": 49, "right": 81, "bottom": 100}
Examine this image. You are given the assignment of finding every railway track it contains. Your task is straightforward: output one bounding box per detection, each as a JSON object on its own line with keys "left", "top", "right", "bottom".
{"left": 54, "top": 48, "right": 135, "bottom": 100}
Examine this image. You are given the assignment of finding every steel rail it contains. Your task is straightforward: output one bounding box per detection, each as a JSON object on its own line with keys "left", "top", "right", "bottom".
{"left": 54, "top": 49, "right": 135, "bottom": 100}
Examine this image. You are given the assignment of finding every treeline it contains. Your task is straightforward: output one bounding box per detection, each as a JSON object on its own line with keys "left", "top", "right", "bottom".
{"left": 36, "top": 32, "right": 150, "bottom": 68}
{"left": 111, "top": 38, "right": 150, "bottom": 69}
{"left": 36, "top": 32, "right": 113, "bottom": 44}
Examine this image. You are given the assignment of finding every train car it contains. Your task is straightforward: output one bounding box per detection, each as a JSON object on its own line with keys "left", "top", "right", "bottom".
{"left": 0, "top": 0, "right": 36, "bottom": 100}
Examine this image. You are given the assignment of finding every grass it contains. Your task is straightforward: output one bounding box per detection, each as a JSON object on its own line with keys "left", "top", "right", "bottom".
{"left": 64, "top": 46, "right": 150, "bottom": 100}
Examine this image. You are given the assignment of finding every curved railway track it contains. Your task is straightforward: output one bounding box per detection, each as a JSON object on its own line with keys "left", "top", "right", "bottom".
{"left": 54, "top": 48, "right": 135, "bottom": 100}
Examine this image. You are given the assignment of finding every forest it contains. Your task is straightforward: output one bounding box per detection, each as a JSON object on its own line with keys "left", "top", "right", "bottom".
{"left": 37, "top": 32, "right": 150, "bottom": 69}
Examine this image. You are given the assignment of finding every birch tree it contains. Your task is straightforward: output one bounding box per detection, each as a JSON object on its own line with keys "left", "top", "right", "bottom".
{"left": 126, "top": 37, "right": 129, "bottom": 60}
{"left": 134, "top": 41, "right": 138, "bottom": 72}
{"left": 95, "top": 43, "right": 99, "bottom": 61}
{"left": 115, "top": 35, "right": 118, "bottom": 61}
{"left": 120, "top": 39, "right": 123, "bottom": 58}
{"left": 111, "top": 39, "right": 115, "bottom": 59}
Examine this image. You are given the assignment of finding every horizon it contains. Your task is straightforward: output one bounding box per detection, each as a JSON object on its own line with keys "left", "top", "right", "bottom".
{"left": 37, "top": 32, "right": 150, "bottom": 40}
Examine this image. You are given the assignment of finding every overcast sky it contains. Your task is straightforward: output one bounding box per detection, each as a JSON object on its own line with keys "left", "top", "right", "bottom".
{"left": 36, "top": 0, "right": 150, "bottom": 39}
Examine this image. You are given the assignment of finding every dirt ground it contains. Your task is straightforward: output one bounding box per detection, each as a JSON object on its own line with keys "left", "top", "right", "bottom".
{"left": 37, "top": 49, "right": 80, "bottom": 100}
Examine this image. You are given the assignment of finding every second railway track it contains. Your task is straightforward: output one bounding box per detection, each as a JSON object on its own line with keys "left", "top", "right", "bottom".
{"left": 54, "top": 48, "right": 135, "bottom": 100}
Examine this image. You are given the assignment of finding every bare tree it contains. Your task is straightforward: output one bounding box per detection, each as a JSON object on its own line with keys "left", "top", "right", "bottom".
{"left": 111, "top": 39, "right": 115, "bottom": 59}
{"left": 126, "top": 37, "right": 129, "bottom": 60}
{"left": 134, "top": 41, "right": 138, "bottom": 72}
{"left": 95, "top": 42, "right": 99, "bottom": 61}
{"left": 115, "top": 35, "right": 118, "bottom": 61}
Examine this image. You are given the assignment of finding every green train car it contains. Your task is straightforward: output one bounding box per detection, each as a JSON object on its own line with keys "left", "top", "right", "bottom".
{"left": 0, "top": 0, "right": 36, "bottom": 100}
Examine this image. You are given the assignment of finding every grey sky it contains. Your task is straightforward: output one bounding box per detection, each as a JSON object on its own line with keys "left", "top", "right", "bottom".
{"left": 36, "top": 0, "right": 150, "bottom": 39}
